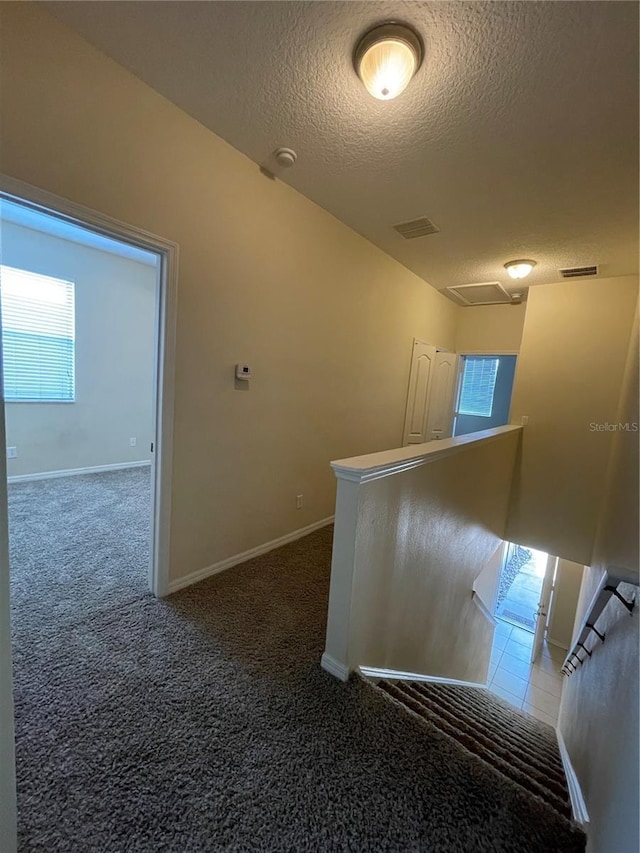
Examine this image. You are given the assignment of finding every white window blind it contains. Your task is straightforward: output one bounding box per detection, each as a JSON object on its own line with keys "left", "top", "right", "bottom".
{"left": 1, "top": 265, "right": 75, "bottom": 402}
{"left": 458, "top": 357, "right": 499, "bottom": 417}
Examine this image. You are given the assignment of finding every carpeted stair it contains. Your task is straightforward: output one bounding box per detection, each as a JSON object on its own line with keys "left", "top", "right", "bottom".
{"left": 375, "top": 680, "right": 574, "bottom": 824}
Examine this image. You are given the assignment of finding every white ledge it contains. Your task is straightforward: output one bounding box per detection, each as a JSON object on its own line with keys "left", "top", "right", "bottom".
{"left": 331, "top": 425, "right": 523, "bottom": 484}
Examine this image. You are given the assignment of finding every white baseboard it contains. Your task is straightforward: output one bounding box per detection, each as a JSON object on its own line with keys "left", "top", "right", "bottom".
{"left": 167, "top": 515, "right": 335, "bottom": 594}
{"left": 358, "top": 665, "right": 486, "bottom": 690}
{"left": 8, "top": 460, "right": 151, "bottom": 484}
{"left": 321, "top": 653, "right": 350, "bottom": 682}
{"left": 556, "top": 729, "right": 590, "bottom": 828}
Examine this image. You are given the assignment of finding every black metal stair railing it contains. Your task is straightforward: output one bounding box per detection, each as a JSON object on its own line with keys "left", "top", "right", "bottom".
{"left": 562, "top": 573, "right": 637, "bottom": 676}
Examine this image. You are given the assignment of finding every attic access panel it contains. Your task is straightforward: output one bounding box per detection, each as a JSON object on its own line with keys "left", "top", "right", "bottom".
{"left": 446, "top": 281, "right": 512, "bottom": 306}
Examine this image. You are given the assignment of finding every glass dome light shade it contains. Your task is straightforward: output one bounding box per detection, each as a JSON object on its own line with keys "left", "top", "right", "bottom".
{"left": 505, "top": 260, "right": 536, "bottom": 279}
{"left": 359, "top": 38, "right": 418, "bottom": 100}
{"left": 354, "top": 23, "right": 423, "bottom": 101}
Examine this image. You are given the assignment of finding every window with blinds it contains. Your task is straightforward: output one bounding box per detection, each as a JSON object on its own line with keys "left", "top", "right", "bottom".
{"left": 1, "top": 265, "right": 75, "bottom": 402}
{"left": 458, "top": 357, "right": 499, "bottom": 417}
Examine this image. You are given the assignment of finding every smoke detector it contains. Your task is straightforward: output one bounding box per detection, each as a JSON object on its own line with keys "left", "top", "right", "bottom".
{"left": 274, "top": 147, "right": 297, "bottom": 168}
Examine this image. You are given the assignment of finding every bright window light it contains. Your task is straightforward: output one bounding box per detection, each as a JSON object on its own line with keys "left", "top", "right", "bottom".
{"left": 458, "top": 357, "right": 499, "bottom": 417}
{"left": 1, "top": 265, "right": 75, "bottom": 402}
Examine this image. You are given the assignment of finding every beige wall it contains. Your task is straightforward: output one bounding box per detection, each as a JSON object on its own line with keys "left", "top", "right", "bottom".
{"left": 455, "top": 302, "right": 527, "bottom": 353}
{"left": 558, "top": 305, "right": 639, "bottom": 853}
{"left": 507, "top": 276, "right": 638, "bottom": 566}
{"left": 0, "top": 4, "right": 458, "bottom": 581}
{"left": 546, "top": 558, "right": 584, "bottom": 650}
{"left": 324, "top": 428, "right": 521, "bottom": 682}
{"left": 2, "top": 222, "right": 156, "bottom": 477}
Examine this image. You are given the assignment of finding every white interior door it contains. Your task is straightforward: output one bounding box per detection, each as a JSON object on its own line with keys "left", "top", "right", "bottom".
{"left": 531, "top": 555, "right": 558, "bottom": 663}
{"left": 425, "top": 351, "right": 460, "bottom": 441}
{"left": 402, "top": 340, "right": 436, "bottom": 445}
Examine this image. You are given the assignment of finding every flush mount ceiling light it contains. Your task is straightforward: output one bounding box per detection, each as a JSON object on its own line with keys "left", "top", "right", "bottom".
{"left": 504, "top": 259, "right": 537, "bottom": 280}
{"left": 354, "top": 22, "right": 423, "bottom": 101}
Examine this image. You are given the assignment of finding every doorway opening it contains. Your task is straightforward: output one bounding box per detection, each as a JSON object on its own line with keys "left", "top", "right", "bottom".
{"left": 488, "top": 544, "right": 565, "bottom": 723}
{"left": 495, "top": 543, "right": 548, "bottom": 632}
{"left": 0, "top": 178, "right": 177, "bottom": 852}
{"left": 0, "top": 181, "right": 177, "bottom": 597}
{"left": 453, "top": 354, "right": 517, "bottom": 437}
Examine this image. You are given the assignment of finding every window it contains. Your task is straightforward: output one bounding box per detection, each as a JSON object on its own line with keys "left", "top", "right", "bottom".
{"left": 458, "top": 357, "right": 499, "bottom": 417}
{"left": 1, "top": 265, "right": 75, "bottom": 402}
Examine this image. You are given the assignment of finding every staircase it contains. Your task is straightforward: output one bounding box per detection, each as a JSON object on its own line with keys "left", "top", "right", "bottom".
{"left": 373, "top": 679, "right": 578, "bottom": 827}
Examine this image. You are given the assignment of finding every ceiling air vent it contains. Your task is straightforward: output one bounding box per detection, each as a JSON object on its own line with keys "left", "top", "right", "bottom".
{"left": 559, "top": 265, "right": 598, "bottom": 279}
{"left": 393, "top": 217, "right": 440, "bottom": 239}
{"left": 446, "top": 281, "right": 512, "bottom": 306}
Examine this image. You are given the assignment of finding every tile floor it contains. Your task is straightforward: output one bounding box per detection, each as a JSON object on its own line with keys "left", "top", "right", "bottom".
{"left": 488, "top": 618, "right": 566, "bottom": 726}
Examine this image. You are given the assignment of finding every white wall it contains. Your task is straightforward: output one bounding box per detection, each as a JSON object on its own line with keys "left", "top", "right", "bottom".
{"left": 2, "top": 221, "right": 156, "bottom": 477}
{"left": 324, "top": 428, "right": 521, "bottom": 681}
{"left": 473, "top": 542, "right": 506, "bottom": 616}
{"left": 547, "top": 558, "right": 584, "bottom": 650}
{"left": 558, "top": 304, "right": 639, "bottom": 853}
{"left": 507, "top": 276, "right": 638, "bottom": 566}
{"left": 0, "top": 4, "right": 459, "bottom": 582}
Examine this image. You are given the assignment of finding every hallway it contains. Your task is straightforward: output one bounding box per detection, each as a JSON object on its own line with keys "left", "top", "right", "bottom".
{"left": 11, "top": 519, "right": 581, "bottom": 852}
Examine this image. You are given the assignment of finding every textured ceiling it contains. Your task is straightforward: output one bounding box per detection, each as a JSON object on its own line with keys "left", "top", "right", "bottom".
{"left": 48, "top": 1, "right": 639, "bottom": 297}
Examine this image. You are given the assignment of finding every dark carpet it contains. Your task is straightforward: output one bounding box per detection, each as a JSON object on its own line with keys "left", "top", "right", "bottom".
{"left": 375, "top": 681, "right": 572, "bottom": 820}
{"left": 10, "top": 470, "right": 586, "bottom": 852}
{"left": 9, "top": 467, "right": 150, "bottom": 641}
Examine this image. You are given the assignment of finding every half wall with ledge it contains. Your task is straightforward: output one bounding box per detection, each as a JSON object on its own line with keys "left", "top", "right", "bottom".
{"left": 322, "top": 425, "right": 523, "bottom": 684}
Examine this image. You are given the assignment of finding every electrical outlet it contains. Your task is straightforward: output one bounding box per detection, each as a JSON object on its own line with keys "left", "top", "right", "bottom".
{"left": 296, "top": 494, "right": 303, "bottom": 509}
{"left": 6, "top": 447, "right": 17, "bottom": 459}
{"left": 129, "top": 437, "right": 137, "bottom": 447}
{"left": 521, "top": 416, "right": 529, "bottom": 426}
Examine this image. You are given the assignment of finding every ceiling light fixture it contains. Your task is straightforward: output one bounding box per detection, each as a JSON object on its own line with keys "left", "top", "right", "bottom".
{"left": 504, "top": 259, "right": 536, "bottom": 280}
{"left": 354, "top": 22, "right": 423, "bottom": 101}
